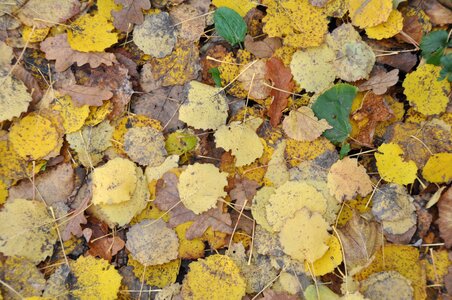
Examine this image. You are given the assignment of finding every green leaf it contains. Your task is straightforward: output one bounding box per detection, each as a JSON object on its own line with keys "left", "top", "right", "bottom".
{"left": 214, "top": 7, "right": 247, "bottom": 46}
{"left": 165, "top": 130, "right": 198, "bottom": 156}
{"left": 420, "top": 30, "right": 449, "bottom": 65}
{"left": 208, "top": 67, "right": 222, "bottom": 87}
{"left": 339, "top": 143, "right": 351, "bottom": 159}
{"left": 439, "top": 53, "right": 452, "bottom": 82}
{"left": 312, "top": 83, "right": 358, "bottom": 144}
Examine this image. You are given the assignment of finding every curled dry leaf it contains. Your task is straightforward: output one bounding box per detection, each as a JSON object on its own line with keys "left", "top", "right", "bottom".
{"left": 437, "top": 186, "right": 452, "bottom": 247}
{"left": 244, "top": 35, "right": 282, "bottom": 58}
{"left": 58, "top": 84, "right": 113, "bottom": 107}
{"left": 358, "top": 69, "right": 399, "bottom": 95}
{"left": 112, "top": 0, "right": 151, "bottom": 32}
{"left": 40, "top": 34, "right": 118, "bottom": 72}
{"left": 266, "top": 57, "right": 294, "bottom": 127}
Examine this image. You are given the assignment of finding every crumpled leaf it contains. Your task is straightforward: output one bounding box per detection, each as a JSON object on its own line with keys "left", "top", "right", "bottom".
{"left": 337, "top": 212, "right": 382, "bottom": 275}
{"left": 214, "top": 7, "right": 247, "bottom": 46}
{"left": 375, "top": 143, "right": 418, "bottom": 185}
{"left": 179, "top": 81, "right": 228, "bottom": 130}
{"left": 58, "top": 84, "right": 113, "bottom": 107}
{"left": 358, "top": 69, "right": 399, "bottom": 95}
{"left": 437, "top": 187, "right": 452, "bottom": 247}
{"left": 372, "top": 184, "right": 416, "bottom": 243}
{"left": 266, "top": 57, "right": 294, "bottom": 127}
{"left": 133, "top": 12, "right": 176, "bottom": 58}
{"left": 348, "top": 0, "right": 393, "bottom": 28}
{"left": 327, "top": 157, "right": 373, "bottom": 203}
{"left": 403, "top": 63, "right": 450, "bottom": 115}
{"left": 124, "top": 126, "right": 167, "bottom": 166}
{"left": 0, "top": 198, "right": 57, "bottom": 263}
{"left": 0, "top": 75, "right": 32, "bottom": 122}
{"left": 126, "top": 219, "right": 179, "bottom": 266}
{"left": 71, "top": 255, "right": 122, "bottom": 299}
{"left": 40, "top": 34, "right": 118, "bottom": 72}
{"left": 112, "top": 0, "right": 151, "bottom": 32}
{"left": 283, "top": 106, "right": 332, "bottom": 142}
{"left": 181, "top": 254, "right": 246, "bottom": 300}
{"left": 244, "top": 35, "right": 282, "bottom": 58}
{"left": 67, "top": 13, "right": 118, "bottom": 52}
{"left": 178, "top": 163, "right": 228, "bottom": 214}
{"left": 237, "top": 60, "right": 271, "bottom": 100}
{"left": 16, "top": 0, "right": 80, "bottom": 28}
{"left": 215, "top": 121, "right": 264, "bottom": 166}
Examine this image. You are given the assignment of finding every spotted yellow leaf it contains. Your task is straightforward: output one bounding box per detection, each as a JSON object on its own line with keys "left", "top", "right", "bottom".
{"left": 422, "top": 153, "right": 452, "bottom": 183}
{"left": 375, "top": 143, "right": 417, "bottom": 185}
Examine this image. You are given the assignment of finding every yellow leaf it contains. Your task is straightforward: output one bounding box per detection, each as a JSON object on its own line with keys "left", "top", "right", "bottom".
{"left": 365, "top": 10, "right": 404, "bottom": 40}
{"left": 52, "top": 93, "right": 90, "bottom": 133}
{"left": 181, "top": 254, "right": 246, "bottom": 300}
{"left": 306, "top": 235, "right": 342, "bottom": 276}
{"left": 336, "top": 195, "right": 371, "bottom": 226}
{"left": 327, "top": 157, "right": 373, "bottom": 202}
{"left": 218, "top": 50, "right": 252, "bottom": 99}
{"left": 178, "top": 163, "right": 228, "bottom": 214}
{"left": 92, "top": 157, "right": 137, "bottom": 205}
{"left": 9, "top": 113, "right": 60, "bottom": 160}
{"left": 424, "top": 250, "right": 451, "bottom": 283}
{"left": 264, "top": 141, "right": 289, "bottom": 187}
{"left": 124, "top": 126, "right": 167, "bottom": 167}
{"left": 0, "top": 140, "right": 40, "bottom": 181}
{"left": 128, "top": 255, "right": 180, "bottom": 288}
{"left": 265, "top": 181, "right": 327, "bottom": 232}
{"left": 71, "top": 256, "right": 122, "bottom": 300}
{"left": 360, "top": 271, "right": 414, "bottom": 299}
{"left": 263, "top": 0, "right": 328, "bottom": 48}
{"left": 212, "top": 0, "right": 256, "bottom": 16}
{"left": 375, "top": 143, "right": 417, "bottom": 185}
{"left": 22, "top": 26, "right": 49, "bottom": 42}
{"left": 85, "top": 100, "right": 113, "bottom": 126}
{"left": 0, "top": 199, "right": 57, "bottom": 263}
{"left": 422, "top": 153, "right": 452, "bottom": 183}
{"left": 279, "top": 208, "right": 331, "bottom": 262}
{"left": 251, "top": 186, "right": 276, "bottom": 232}
{"left": 179, "top": 81, "right": 228, "bottom": 130}
{"left": 67, "top": 14, "right": 118, "bottom": 52}
{"left": 290, "top": 44, "right": 335, "bottom": 93}
{"left": 0, "top": 180, "right": 7, "bottom": 205}
{"left": 97, "top": 0, "right": 122, "bottom": 20}
{"left": 175, "top": 221, "right": 205, "bottom": 259}
{"left": 348, "top": 0, "right": 393, "bottom": 28}
{"left": 403, "top": 64, "right": 450, "bottom": 115}
{"left": 354, "top": 244, "right": 426, "bottom": 300}
{"left": 0, "top": 75, "right": 32, "bottom": 122}
{"left": 215, "top": 121, "right": 264, "bottom": 167}
{"left": 285, "top": 137, "right": 336, "bottom": 167}
{"left": 283, "top": 107, "right": 333, "bottom": 141}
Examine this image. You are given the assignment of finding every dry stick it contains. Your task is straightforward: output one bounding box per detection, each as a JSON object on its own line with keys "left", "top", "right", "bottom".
{"left": 49, "top": 206, "right": 70, "bottom": 267}
{"left": 206, "top": 56, "right": 246, "bottom": 65}
{"left": 305, "top": 261, "right": 320, "bottom": 300}
{"left": 262, "top": 82, "right": 304, "bottom": 97}
{"left": 143, "top": 200, "right": 183, "bottom": 228}
{"left": 251, "top": 266, "right": 286, "bottom": 300}
{"left": 0, "top": 278, "right": 24, "bottom": 300}
{"left": 162, "top": 97, "right": 186, "bottom": 131}
{"left": 173, "top": 10, "right": 214, "bottom": 27}
{"left": 243, "top": 72, "right": 256, "bottom": 124}
{"left": 219, "top": 60, "right": 258, "bottom": 93}
{"left": 365, "top": 178, "right": 382, "bottom": 208}
{"left": 228, "top": 199, "right": 247, "bottom": 250}
{"left": 247, "top": 220, "right": 255, "bottom": 266}
{"left": 138, "top": 264, "right": 147, "bottom": 300}
{"left": 429, "top": 248, "right": 440, "bottom": 286}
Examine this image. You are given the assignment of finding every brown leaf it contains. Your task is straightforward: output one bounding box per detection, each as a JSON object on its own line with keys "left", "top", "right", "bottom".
{"left": 169, "top": 0, "right": 210, "bottom": 42}
{"left": 112, "top": 0, "right": 151, "bottom": 32}
{"left": 238, "top": 60, "right": 271, "bottom": 100}
{"left": 437, "top": 186, "right": 452, "bottom": 248}
{"left": 337, "top": 212, "right": 383, "bottom": 274}
{"left": 155, "top": 172, "right": 232, "bottom": 239}
{"left": 229, "top": 175, "right": 259, "bottom": 210}
{"left": 351, "top": 92, "right": 393, "bottom": 146}
{"left": 376, "top": 52, "right": 417, "bottom": 73}
{"left": 58, "top": 84, "right": 113, "bottom": 107}
{"left": 200, "top": 44, "right": 228, "bottom": 85}
{"left": 266, "top": 57, "right": 294, "bottom": 127}
{"left": 309, "top": 0, "right": 329, "bottom": 7}
{"left": 8, "top": 163, "right": 75, "bottom": 206}
{"left": 85, "top": 218, "right": 125, "bottom": 261}
{"left": 395, "top": 8, "right": 428, "bottom": 44}
{"left": 16, "top": 0, "right": 80, "bottom": 28}
{"left": 445, "top": 266, "right": 452, "bottom": 295}
{"left": 61, "top": 196, "right": 89, "bottom": 241}
{"left": 12, "top": 65, "right": 43, "bottom": 105}
{"left": 40, "top": 34, "right": 118, "bottom": 72}
{"left": 244, "top": 35, "right": 282, "bottom": 58}
{"left": 413, "top": 200, "right": 433, "bottom": 239}
{"left": 415, "top": 0, "right": 452, "bottom": 25}
{"left": 358, "top": 69, "right": 399, "bottom": 95}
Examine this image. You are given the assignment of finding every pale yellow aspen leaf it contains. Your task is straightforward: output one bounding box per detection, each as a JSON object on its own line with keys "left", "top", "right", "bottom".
{"left": 0, "top": 199, "right": 57, "bottom": 263}
{"left": 128, "top": 255, "right": 180, "bottom": 287}
{"left": 283, "top": 107, "right": 333, "bottom": 142}
{"left": 178, "top": 163, "right": 228, "bottom": 214}
{"left": 327, "top": 157, "right": 373, "bottom": 202}
{"left": 348, "top": 0, "right": 393, "bottom": 28}
{"left": 145, "top": 154, "right": 179, "bottom": 182}
{"left": 181, "top": 254, "right": 246, "bottom": 300}
{"left": 215, "top": 121, "right": 264, "bottom": 167}
{"left": 71, "top": 256, "right": 122, "bottom": 300}
{"left": 279, "top": 208, "right": 331, "bottom": 262}
{"left": 403, "top": 64, "right": 450, "bottom": 116}
{"left": 67, "top": 14, "right": 118, "bottom": 52}
{"left": 360, "top": 271, "right": 414, "bottom": 300}
{"left": 97, "top": 0, "right": 122, "bottom": 20}
{"left": 305, "top": 235, "right": 342, "bottom": 276}
{"left": 251, "top": 186, "right": 276, "bottom": 232}
{"left": 0, "top": 75, "right": 32, "bottom": 122}
{"left": 365, "top": 10, "right": 404, "bottom": 40}
{"left": 375, "top": 143, "right": 417, "bottom": 185}
{"left": 92, "top": 157, "right": 137, "bottom": 205}
{"left": 422, "top": 153, "right": 452, "bottom": 183}
{"left": 179, "top": 81, "right": 228, "bottom": 130}
{"left": 264, "top": 140, "right": 289, "bottom": 187}
{"left": 265, "top": 181, "right": 327, "bottom": 232}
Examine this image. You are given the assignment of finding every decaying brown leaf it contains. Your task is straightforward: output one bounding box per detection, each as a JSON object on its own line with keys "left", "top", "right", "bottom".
{"left": 244, "top": 35, "right": 282, "bottom": 58}
{"left": 238, "top": 60, "right": 271, "bottom": 100}
{"left": 438, "top": 186, "right": 452, "bottom": 248}
{"left": 84, "top": 217, "right": 125, "bottom": 261}
{"left": 230, "top": 175, "right": 260, "bottom": 210}
{"left": 61, "top": 196, "right": 89, "bottom": 241}
{"left": 112, "top": 0, "right": 151, "bottom": 32}
{"left": 58, "top": 84, "right": 113, "bottom": 107}
{"left": 41, "top": 34, "right": 118, "bottom": 72}
{"left": 266, "top": 57, "right": 294, "bottom": 127}
{"left": 358, "top": 69, "right": 399, "bottom": 95}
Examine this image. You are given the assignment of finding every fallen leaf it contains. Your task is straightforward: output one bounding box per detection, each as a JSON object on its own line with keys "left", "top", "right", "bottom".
{"left": 307, "top": 235, "right": 343, "bottom": 276}
{"left": 124, "top": 126, "right": 167, "bottom": 166}
{"left": 337, "top": 212, "right": 382, "bottom": 275}
{"left": 360, "top": 271, "right": 414, "bottom": 299}
{"left": 212, "top": 0, "right": 256, "bottom": 16}
{"left": 365, "top": 10, "right": 404, "bottom": 40}
{"left": 244, "top": 35, "right": 282, "bottom": 58}
{"left": 437, "top": 187, "right": 452, "bottom": 247}
{"left": 61, "top": 196, "right": 89, "bottom": 241}
{"left": 237, "top": 60, "right": 271, "bottom": 100}
{"left": 358, "top": 69, "right": 399, "bottom": 95}
{"left": 112, "top": 0, "right": 151, "bottom": 32}
{"left": 375, "top": 143, "right": 418, "bottom": 185}
{"left": 283, "top": 106, "right": 332, "bottom": 142}
{"left": 422, "top": 153, "right": 452, "bottom": 183}
{"left": 11, "top": 65, "right": 43, "bottom": 105}
{"left": 58, "top": 84, "right": 113, "bottom": 107}
{"left": 128, "top": 255, "right": 180, "bottom": 287}
{"left": 0, "top": 75, "right": 32, "bottom": 122}
{"left": 170, "top": 0, "right": 210, "bottom": 42}
{"left": 40, "top": 34, "right": 118, "bottom": 72}
{"left": 85, "top": 217, "right": 125, "bottom": 261}
{"left": 16, "top": 0, "right": 80, "bottom": 28}
{"left": 126, "top": 219, "right": 179, "bottom": 266}
{"left": 348, "top": 0, "right": 393, "bottom": 28}
{"left": 416, "top": 0, "right": 452, "bottom": 25}
{"left": 266, "top": 57, "right": 294, "bottom": 127}
{"left": 230, "top": 175, "right": 260, "bottom": 210}
{"left": 214, "top": 7, "right": 247, "bottom": 46}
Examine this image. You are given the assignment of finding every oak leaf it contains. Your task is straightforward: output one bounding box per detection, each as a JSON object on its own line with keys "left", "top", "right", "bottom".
{"left": 230, "top": 176, "right": 260, "bottom": 210}
{"left": 112, "top": 0, "right": 151, "bottom": 32}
